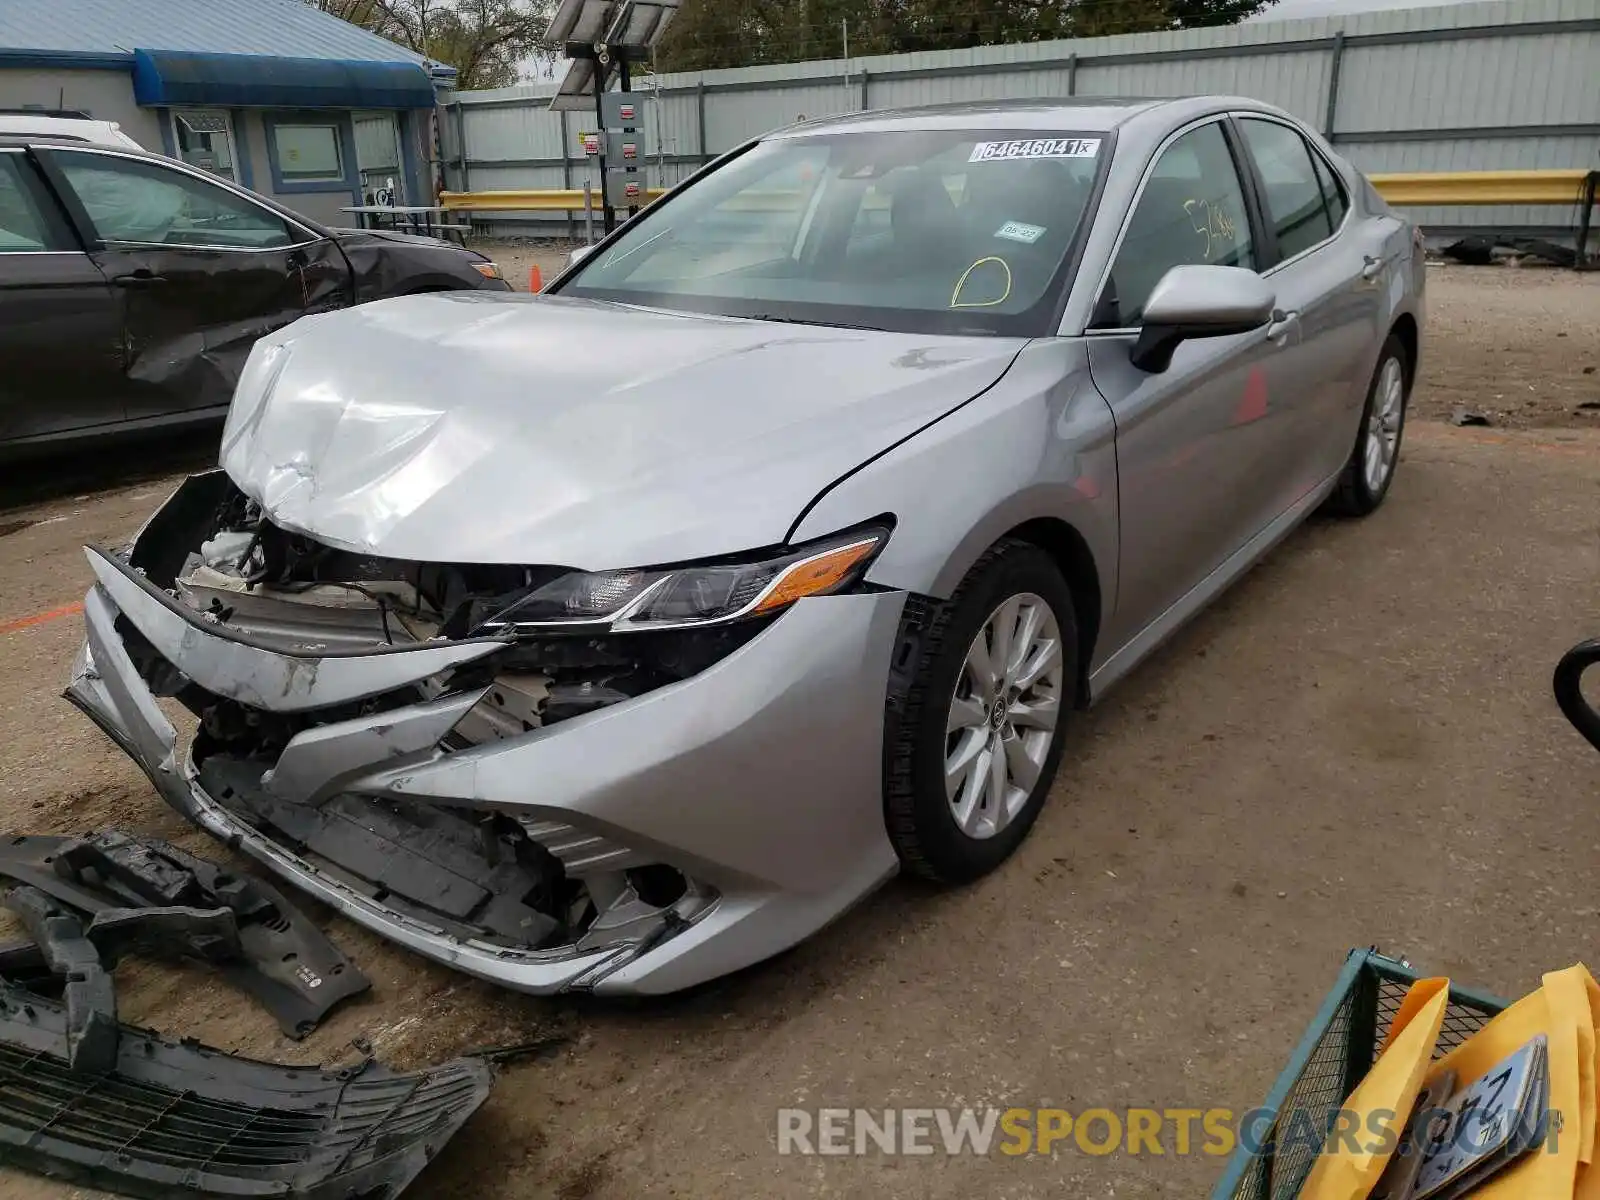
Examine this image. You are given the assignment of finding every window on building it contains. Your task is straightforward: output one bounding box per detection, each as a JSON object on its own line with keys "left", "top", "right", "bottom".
{"left": 172, "top": 110, "right": 238, "bottom": 183}
{"left": 272, "top": 122, "right": 344, "bottom": 183}
{"left": 353, "top": 111, "right": 403, "bottom": 203}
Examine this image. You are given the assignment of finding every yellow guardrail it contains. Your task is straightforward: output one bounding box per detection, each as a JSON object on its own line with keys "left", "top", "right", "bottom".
{"left": 438, "top": 188, "right": 669, "bottom": 211}
{"left": 1366, "top": 169, "right": 1593, "bottom": 207}
{"left": 441, "top": 170, "right": 1596, "bottom": 215}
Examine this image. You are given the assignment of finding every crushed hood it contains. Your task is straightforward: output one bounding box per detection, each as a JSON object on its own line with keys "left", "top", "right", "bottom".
{"left": 219, "top": 292, "right": 1026, "bottom": 568}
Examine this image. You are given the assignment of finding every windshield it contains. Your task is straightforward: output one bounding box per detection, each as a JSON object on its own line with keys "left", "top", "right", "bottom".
{"left": 555, "top": 128, "right": 1107, "bottom": 336}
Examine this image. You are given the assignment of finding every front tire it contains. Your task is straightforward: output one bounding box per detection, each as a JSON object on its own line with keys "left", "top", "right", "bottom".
{"left": 885, "top": 541, "right": 1076, "bottom": 884}
{"left": 1326, "top": 333, "right": 1410, "bottom": 516}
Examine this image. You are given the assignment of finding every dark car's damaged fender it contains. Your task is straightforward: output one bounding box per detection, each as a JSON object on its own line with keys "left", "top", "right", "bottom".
{"left": 329, "top": 228, "right": 512, "bottom": 300}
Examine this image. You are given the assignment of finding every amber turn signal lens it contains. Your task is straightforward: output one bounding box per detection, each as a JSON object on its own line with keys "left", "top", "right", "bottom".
{"left": 752, "top": 537, "right": 882, "bottom": 615}
{"left": 472, "top": 261, "right": 503, "bottom": 279}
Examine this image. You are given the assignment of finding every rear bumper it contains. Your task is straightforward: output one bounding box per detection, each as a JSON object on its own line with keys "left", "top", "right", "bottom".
{"left": 67, "top": 547, "right": 904, "bottom": 995}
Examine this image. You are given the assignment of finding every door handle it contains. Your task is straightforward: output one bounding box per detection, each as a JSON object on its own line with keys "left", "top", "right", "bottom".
{"left": 1361, "top": 254, "right": 1391, "bottom": 281}
{"left": 1266, "top": 309, "right": 1300, "bottom": 341}
{"left": 111, "top": 270, "right": 166, "bottom": 288}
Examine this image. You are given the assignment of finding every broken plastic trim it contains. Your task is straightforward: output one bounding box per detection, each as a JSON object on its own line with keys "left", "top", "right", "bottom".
{"left": 0, "top": 833, "right": 370, "bottom": 1040}
{"left": 0, "top": 976, "right": 492, "bottom": 1199}
{"left": 2, "top": 887, "right": 118, "bottom": 1074}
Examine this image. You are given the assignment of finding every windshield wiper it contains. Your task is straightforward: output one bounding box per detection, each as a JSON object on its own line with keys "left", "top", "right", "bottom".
{"left": 744, "top": 313, "right": 870, "bottom": 330}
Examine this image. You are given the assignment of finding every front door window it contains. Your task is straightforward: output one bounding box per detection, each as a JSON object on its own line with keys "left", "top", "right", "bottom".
{"left": 1095, "top": 121, "right": 1256, "bottom": 328}
{"left": 55, "top": 152, "right": 294, "bottom": 248}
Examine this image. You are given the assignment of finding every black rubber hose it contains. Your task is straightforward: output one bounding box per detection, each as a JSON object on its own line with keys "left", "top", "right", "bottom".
{"left": 1554, "top": 637, "right": 1600, "bottom": 753}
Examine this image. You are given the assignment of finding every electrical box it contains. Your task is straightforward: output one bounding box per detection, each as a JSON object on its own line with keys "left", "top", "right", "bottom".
{"left": 600, "top": 92, "right": 642, "bottom": 129}
{"left": 604, "top": 170, "right": 646, "bottom": 208}
{"left": 605, "top": 133, "right": 641, "bottom": 164}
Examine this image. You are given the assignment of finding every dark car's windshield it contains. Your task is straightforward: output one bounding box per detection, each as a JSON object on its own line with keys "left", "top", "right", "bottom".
{"left": 556, "top": 128, "right": 1106, "bottom": 336}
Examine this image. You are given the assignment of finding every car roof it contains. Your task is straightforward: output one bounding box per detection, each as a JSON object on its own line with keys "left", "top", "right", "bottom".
{"left": 768, "top": 95, "right": 1293, "bottom": 139}
{"left": 0, "top": 114, "right": 142, "bottom": 149}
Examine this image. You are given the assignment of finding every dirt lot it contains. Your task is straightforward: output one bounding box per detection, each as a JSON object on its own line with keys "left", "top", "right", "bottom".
{"left": 0, "top": 267, "right": 1595, "bottom": 1199}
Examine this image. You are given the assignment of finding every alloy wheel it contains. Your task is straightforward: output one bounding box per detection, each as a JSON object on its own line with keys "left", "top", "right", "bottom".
{"left": 944, "top": 592, "right": 1066, "bottom": 840}
{"left": 1363, "top": 355, "right": 1405, "bottom": 494}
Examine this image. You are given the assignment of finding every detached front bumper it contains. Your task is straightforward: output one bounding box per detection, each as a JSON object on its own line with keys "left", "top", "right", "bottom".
{"left": 67, "top": 546, "right": 904, "bottom": 995}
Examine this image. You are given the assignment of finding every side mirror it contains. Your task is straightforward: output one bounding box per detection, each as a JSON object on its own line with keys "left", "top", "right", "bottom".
{"left": 566, "top": 244, "right": 596, "bottom": 269}
{"left": 1129, "top": 265, "right": 1276, "bottom": 374}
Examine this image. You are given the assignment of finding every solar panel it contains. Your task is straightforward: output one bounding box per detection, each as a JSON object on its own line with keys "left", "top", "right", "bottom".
{"left": 545, "top": 0, "right": 680, "bottom": 51}
{"left": 545, "top": 0, "right": 613, "bottom": 45}
{"left": 550, "top": 56, "right": 611, "bottom": 111}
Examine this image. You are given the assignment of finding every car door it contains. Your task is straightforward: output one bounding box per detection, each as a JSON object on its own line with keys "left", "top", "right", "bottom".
{"left": 1086, "top": 118, "right": 1290, "bottom": 654}
{"left": 35, "top": 146, "right": 351, "bottom": 422}
{"left": 1232, "top": 115, "right": 1386, "bottom": 497}
{"left": 0, "top": 147, "right": 126, "bottom": 445}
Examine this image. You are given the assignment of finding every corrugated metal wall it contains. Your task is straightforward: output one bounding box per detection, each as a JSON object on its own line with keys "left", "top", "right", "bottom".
{"left": 447, "top": 0, "right": 1600, "bottom": 238}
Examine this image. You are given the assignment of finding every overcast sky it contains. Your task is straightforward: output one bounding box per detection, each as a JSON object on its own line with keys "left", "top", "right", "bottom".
{"left": 1248, "top": 0, "right": 1458, "bottom": 18}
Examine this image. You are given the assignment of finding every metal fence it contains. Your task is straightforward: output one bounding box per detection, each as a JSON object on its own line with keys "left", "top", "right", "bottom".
{"left": 439, "top": 0, "right": 1600, "bottom": 240}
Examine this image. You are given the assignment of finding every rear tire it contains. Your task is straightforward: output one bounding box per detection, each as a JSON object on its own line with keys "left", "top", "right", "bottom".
{"left": 1325, "top": 333, "right": 1410, "bottom": 517}
{"left": 885, "top": 541, "right": 1076, "bottom": 884}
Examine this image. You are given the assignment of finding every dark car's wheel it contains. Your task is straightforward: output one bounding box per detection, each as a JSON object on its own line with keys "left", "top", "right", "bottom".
{"left": 886, "top": 541, "right": 1076, "bottom": 884}
{"left": 1325, "top": 332, "right": 1411, "bottom": 517}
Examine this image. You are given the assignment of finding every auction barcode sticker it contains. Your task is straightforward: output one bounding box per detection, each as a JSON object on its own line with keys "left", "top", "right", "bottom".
{"left": 970, "top": 138, "right": 1100, "bottom": 162}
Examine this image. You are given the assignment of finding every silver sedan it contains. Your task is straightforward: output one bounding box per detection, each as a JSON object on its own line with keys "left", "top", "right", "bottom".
{"left": 67, "top": 96, "right": 1423, "bottom": 994}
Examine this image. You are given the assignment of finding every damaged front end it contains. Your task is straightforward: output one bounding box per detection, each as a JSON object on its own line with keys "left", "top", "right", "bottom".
{"left": 67, "top": 470, "right": 906, "bottom": 994}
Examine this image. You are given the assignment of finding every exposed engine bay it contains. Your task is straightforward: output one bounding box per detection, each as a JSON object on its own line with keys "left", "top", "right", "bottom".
{"left": 112, "top": 471, "right": 750, "bottom": 968}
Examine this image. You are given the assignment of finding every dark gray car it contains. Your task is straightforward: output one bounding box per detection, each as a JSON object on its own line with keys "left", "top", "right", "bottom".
{"left": 0, "top": 139, "right": 509, "bottom": 458}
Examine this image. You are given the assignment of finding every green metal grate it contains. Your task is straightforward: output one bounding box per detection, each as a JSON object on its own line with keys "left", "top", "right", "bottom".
{"left": 1213, "top": 949, "right": 1505, "bottom": 1200}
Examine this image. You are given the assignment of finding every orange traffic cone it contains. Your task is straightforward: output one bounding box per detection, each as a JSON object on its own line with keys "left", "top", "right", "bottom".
{"left": 528, "top": 264, "right": 543, "bottom": 292}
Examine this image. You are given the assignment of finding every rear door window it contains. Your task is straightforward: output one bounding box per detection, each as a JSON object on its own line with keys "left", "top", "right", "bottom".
{"left": 1237, "top": 118, "right": 1335, "bottom": 262}
{"left": 0, "top": 154, "right": 54, "bottom": 252}
{"left": 1311, "top": 151, "right": 1349, "bottom": 229}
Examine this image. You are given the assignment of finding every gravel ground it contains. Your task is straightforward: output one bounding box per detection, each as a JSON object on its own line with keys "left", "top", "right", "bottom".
{"left": 1411, "top": 263, "right": 1600, "bottom": 428}
{"left": 0, "top": 267, "right": 1596, "bottom": 1199}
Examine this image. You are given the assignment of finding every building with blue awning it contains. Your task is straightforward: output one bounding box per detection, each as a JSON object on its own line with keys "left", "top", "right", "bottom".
{"left": 0, "top": 0, "right": 456, "bottom": 224}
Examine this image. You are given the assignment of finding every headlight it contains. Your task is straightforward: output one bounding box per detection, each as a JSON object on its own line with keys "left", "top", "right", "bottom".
{"left": 472, "top": 261, "right": 503, "bottom": 280}
{"left": 478, "top": 527, "right": 889, "bottom": 634}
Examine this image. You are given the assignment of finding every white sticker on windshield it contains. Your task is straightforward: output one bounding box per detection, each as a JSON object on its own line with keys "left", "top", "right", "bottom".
{"left": 969, "top": 137, "right": 1100, "bottom": 163}
{"left": 995, "top": 221, "right": 1046, "bottom": 244}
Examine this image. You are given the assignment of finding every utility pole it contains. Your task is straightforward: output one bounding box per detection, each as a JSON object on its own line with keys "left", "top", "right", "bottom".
{"left": 842, "top": 18, "right": 850, "bottom": 108}
{"left": 653, "top": 45, "right": 665, "bottom": 190}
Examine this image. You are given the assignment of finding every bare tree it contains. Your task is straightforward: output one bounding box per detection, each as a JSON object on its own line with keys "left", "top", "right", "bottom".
{"left": 306, "top": 0, "right": 552, "bottom": 89}
{"left": 656, "top": 0, "right": 1274, "bottom": 70}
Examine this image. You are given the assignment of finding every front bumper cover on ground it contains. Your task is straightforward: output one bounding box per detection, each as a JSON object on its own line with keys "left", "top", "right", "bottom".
{"left": 67, "top": 541, "right": 907, "bottom": 995}
{"left": 0, "top": 974, "right": 491, "bottom": 1199}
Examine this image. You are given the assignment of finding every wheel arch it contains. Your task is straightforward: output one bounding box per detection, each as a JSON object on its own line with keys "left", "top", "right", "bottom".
{"left": 904, "top": 511, "right": 1105, "bottom": 711}
{"left": 1389, "top": 311, "right": 1419, "bottom": 384}
{"left": 991, "top": 518, "right": 1102, "bottom": 709}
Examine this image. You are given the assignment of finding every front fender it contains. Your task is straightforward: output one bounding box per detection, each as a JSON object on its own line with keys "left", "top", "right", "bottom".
{"left": 790, "top": 338, "right": 1119, "bottom": 608}
{"left": 334, "top": 233, "right": 507, "bottom": 301}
